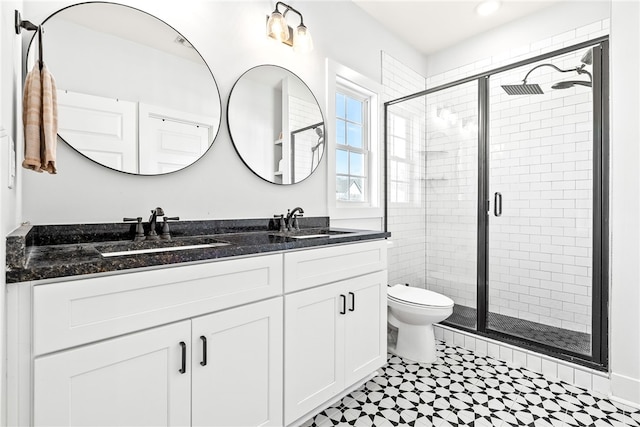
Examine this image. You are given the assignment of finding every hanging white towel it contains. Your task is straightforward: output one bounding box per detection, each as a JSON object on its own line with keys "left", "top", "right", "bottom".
{"left": 22, "top": 61, "right": 58, "bottom": 174}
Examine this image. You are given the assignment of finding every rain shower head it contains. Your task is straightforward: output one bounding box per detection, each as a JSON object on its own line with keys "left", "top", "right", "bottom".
{"left": 501, "top": 83, "right": 544, "bottom": 95}
{"left": 501, "top": 62, "right": 586, "bottom": 96}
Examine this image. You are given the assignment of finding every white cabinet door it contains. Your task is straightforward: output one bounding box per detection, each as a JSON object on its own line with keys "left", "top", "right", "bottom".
{"left": 344, "top": 271, "right": 388, "bottom": 386}
{"left": 191, "top": 298, "right": 283, "bottom": 427}
{"left": 33, "top": 321, "right": 191, "bottom": 427}
{"left": 284, "top": 282, "right": 345, "bottom": 425}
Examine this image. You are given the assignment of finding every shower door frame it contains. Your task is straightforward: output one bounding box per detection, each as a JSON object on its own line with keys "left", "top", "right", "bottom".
{"left": 384, "top": 37, "right": 610, "bottom": 369}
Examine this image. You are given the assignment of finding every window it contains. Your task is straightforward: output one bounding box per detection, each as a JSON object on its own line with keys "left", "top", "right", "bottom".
{"left": 326, "top": 59, "right": 382, "bottom": 220}
{"left": 335, "top": 89, "right": 369, "bottom": 202}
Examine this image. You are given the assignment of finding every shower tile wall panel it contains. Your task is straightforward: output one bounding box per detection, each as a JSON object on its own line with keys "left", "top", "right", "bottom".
{"left": 422, "top": 20, "right": 607, "bottom": 333}
{"left": 382, "top": 52, "right": 427, "bottom": 287}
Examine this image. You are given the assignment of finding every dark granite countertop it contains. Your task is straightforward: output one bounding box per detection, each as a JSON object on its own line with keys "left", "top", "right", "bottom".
{"left": 6, "top": 217, "right": 390, "bottom": 284}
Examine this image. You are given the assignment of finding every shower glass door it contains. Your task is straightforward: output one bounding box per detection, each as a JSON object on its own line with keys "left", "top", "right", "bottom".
{"left": 486, "top": 47, "right": 598, "bottom": 356}
{"left": 423, "top": 81, "right": 479, "bottom": 330}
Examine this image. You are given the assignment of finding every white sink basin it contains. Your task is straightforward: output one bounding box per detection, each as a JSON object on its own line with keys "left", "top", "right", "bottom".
{"left": 100, "top": 242, "right": 229, "bottom": 257}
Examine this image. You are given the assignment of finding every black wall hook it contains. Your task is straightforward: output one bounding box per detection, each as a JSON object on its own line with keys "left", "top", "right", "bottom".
{"left": 15, "top": 10, "right": 38, "bottom": 34}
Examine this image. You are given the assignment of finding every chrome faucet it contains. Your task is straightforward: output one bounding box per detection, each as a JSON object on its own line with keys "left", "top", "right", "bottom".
{"left": 147, "top": 207, "right": 165, "bottom": 240}
{"left": 285, "top": 207, "right": 304, "bottom": 231}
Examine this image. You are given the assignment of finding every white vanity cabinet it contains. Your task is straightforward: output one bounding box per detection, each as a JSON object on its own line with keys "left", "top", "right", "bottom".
{"left": 32, "top": 297, "right": 283, "bottom": 427}
{"left": 7, "top": 239, "right": 388, "bottom": 427}
{"left": 282, "top": 241, "right": 388, "bottom": 425}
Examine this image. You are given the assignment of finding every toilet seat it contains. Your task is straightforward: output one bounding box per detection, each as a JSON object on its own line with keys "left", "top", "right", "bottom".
{"left": 388, "top": 285, "right": 454, "bottom": 308}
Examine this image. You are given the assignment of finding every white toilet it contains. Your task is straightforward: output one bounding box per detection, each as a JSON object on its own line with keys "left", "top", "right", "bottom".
{"left": 387, "top": 284, "right": 454, "bottom": 364}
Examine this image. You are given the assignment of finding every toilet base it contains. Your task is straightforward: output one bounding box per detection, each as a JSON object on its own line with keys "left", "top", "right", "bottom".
{"left": 390, "top": 323, "right": 437, "bottom": 364}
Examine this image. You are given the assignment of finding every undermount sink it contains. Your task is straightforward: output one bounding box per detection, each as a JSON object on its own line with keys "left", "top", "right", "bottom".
{"left": 268, "top": 229, "right": 352, "bottom": 239}
{"left": 286, "top": 234, "right": 330, "bottom": 239}
{"left": 97, "top": 236, "right": 230, "bottom": 257}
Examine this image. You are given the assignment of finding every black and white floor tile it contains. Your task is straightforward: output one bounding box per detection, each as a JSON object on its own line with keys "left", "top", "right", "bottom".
{"left": 301, "top": 342, "right": 640, "bottom": 427}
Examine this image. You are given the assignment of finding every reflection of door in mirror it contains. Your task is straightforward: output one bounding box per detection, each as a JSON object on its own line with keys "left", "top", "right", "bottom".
{"left": 138, "top": 104, "right": 213, "bottom": 175}
{"left": 34, "top": 3, "right": 221, "bottom": 175}
{"left": 57, "top": 91, "right": 138, "bottom": 172}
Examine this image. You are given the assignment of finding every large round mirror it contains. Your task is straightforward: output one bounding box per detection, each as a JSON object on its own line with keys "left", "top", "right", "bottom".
{"left": 28, "top": 2, "right": 222, "bottom": 175}
{"left": 227, "top": 65, "right": 325, "bottom": 185}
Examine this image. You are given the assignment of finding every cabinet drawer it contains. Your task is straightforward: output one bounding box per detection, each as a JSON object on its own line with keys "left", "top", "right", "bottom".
{"left": 284, "top": 240, "right": 387, "bottom": 292}
{"left": 33, "top": 254, "right": 283, "bottom": 356}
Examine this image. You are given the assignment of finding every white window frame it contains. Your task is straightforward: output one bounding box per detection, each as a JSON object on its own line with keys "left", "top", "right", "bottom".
{"left": 326, "top": 59, "right": 382, "bottom": 220}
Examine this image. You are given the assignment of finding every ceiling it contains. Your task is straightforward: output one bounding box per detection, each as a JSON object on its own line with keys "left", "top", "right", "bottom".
{"left": 352, "top": 0, "right": 560, "bottom": 56}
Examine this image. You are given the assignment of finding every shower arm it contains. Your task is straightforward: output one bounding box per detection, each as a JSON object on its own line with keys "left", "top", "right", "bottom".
{"left": 521, "top": 63, "right": 585, "bottom": 84}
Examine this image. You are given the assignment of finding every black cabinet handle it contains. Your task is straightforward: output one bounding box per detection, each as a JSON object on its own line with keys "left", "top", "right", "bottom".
{"left": 200, "top": 336, "right": 207, "bottom": 366}
{"left": 494, "top": 192, "right": 502, "bottom": 217}
{"left": 179, "top": 341, "right": 186, "bottom": 374}
{"left": 349, "top": 292, "right": 355, "bottom": 312}
{"left": 340, "top": 294, "right": 346, "bottom": 315}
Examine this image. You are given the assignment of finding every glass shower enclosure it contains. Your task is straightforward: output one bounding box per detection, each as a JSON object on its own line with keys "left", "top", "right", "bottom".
{"left": 385, "top": 38, "right": 609, "bottom": 367}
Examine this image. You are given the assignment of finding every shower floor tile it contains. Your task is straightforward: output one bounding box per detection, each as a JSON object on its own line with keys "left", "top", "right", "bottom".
{"left": 300, "top": 342, "right": 639, "bottom": 427}
{"left": 445, "top": 304, "right": 592, "bottom": 355}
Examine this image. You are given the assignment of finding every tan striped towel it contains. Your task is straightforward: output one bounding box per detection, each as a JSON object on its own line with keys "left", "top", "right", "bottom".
{"left": 22, "top": 62, "right": 58, "bottom": 174}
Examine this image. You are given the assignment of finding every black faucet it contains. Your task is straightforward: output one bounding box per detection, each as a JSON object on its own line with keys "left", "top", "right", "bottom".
{"left": 285, "top": 207, "right": 304, "bottom": 232}
{"left": 147, "top": 207, "right": 165, "bottom": 240}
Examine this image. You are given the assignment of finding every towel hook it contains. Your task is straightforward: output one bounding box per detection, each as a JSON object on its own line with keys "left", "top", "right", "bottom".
{"left": 37, "top": 25, "right": 43, "bottom": 70}
{"left": 14, "top": 10, "right": 38, "bottom": 34}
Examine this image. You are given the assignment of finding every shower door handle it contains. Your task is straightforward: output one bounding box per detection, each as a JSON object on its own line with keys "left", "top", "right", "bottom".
{"left": 494, "top": 192, "right": 502, "bottom": 217}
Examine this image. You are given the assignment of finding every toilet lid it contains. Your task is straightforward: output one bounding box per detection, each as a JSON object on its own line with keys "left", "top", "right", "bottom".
{"left": 387, "top": 285, "right": 454, "bottom": 308}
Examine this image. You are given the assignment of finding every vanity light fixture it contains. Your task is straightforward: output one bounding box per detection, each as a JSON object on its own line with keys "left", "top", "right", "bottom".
{"left": 266, "top": 2, "right": 313, "bottom": 53}
{"left": 475, "top": 0, "right": 501, "bottom": 16}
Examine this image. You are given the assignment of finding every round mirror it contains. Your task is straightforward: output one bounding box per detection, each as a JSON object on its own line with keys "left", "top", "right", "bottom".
{"left": 28, "top": 2, "right": 222, "bottom": 175}
{"left": 227, "top": 65, "right": 325, "bottom": 185}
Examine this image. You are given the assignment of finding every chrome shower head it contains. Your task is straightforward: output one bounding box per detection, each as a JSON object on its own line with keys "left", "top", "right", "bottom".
{"left": 501, "top": 83, "right": 544, "bottom": 95}
{"left": 581, "top": 49, "right": 593, "bottom": 65}
{"left": 315, "top": 127, "right": 323, "bottom": 138}
{"left": 551, "top": 80, "right": 592, "bottom": 90}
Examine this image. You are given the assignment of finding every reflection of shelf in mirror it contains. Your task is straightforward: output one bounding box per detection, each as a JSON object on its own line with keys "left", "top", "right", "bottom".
{"left": 421, "top": 177, "right": 448, "bottom": 181}
{"left": 274, "top": 139, "right": 283, "bottom": 145}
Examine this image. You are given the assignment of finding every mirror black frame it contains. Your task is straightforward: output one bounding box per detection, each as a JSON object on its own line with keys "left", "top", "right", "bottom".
{"left": 26, "top": 1, "right": 223, "bottom": 176}
{"left": 227, "top": 64, "right": 325, "bottom": 185}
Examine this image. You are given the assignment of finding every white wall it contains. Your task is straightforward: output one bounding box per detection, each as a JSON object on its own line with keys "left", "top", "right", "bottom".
{"left": 425, "top": 1, "right": 611, "bottom": 77}
{"left": 20, "top": 0, "right": 427, "bottom": 225}
{"left": 609, "top": 0, "right": 640, "bottom": 407}
{"left": 1, "top": 1, "right": 24, "bottom": 423}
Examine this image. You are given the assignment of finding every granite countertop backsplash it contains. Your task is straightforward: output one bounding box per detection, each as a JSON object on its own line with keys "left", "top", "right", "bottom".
{"left": 6, "top": 217, "right": 390, "bottom": 284}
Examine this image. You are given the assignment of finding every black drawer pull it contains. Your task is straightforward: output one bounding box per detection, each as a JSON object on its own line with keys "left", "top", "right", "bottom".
{"left": 349, "top": 292, "right": 355, "bottom": 312}
{"left": 200, "top": 336, "right": 207, "bottom": 366}
{"left": 179, "top": 341, "right": 186, "bottom": 374}
{"left": 340, "top": 294, "right": 346, "bottom": 315}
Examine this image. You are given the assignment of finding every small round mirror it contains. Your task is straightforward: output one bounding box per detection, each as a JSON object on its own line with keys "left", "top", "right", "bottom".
{"left": 227, "top": 65, "right": 325, "bottom": 184}
{"left": 28, "top": 2, "right": 222, "bottom": 175}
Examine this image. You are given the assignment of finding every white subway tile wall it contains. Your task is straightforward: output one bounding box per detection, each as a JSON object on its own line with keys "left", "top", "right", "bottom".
{"left": 487, "top": 48, "right": 594, "bottom": 334}
{"left": 382, "top": 19, "right": 608, "bottom": 334}
{"left": 382, "top": 52, "right": 427, "bottom": 288}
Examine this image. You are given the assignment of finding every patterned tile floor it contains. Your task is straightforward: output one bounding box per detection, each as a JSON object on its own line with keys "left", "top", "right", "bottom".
{"left": 301, "top": 342, "right": 640, "bottom": 427}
